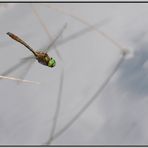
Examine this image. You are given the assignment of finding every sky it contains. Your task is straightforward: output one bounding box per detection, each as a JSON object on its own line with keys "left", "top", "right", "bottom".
{"left": 0, "top": 3, "right": 148, "bottom": 145}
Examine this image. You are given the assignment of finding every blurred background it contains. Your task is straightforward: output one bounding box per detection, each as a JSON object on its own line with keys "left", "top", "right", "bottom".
{"left": 0, "top": 3, "right": 148, "bottom": 145}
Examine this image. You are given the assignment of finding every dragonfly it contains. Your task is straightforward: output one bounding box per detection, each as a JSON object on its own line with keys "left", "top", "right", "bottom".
{"left": 7, "top": 24, "right": 67, "bottom": 69}
{"left": 0, "top": 24, "right": 67, "bottom": 81}
{"left": 1, "top": 16, "right": 108, "bottom": 82}
{"left": 7, "top": 32, "right": 56, "bottom": 68}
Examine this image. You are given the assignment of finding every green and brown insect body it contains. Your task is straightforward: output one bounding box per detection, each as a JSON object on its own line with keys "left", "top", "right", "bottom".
{"left": 35, "top": 51, "right": 56, "bottom": 68}
{"left": 7, "top": 32, "right": 56, "bottom": 68}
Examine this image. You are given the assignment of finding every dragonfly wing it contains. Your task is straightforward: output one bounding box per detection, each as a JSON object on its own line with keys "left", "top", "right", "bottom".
{"left": 41, "top": 18, "right": 109, "bottom": 54}
{"left": 32, "top": 6, "right": 66, "bottom": 61}
{"left": 18, "top": 56, "right": 35, "bottom": 80}
{"left": 55, "top": 19, "right": 110, "bottom": 47}
{"left": 21, "top": 55, "right": 35, "bottom": 61}
{"left": 1, "top": 56, "right": 35, "bottom": 80}
{"left": 1, "top": 60, "right": 29, "bottom": 77}
{"left": 42, "top": 23, "right": 67, "bottom": 53}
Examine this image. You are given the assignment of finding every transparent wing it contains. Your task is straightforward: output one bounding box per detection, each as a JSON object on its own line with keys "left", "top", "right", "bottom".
{"left": 1, "top": 56, "right": 35, "bottom": 80}
{"left": 55, "top": 20, "right": 110, "bottom": 47}
{"left": 42, "top": 23, "right": 67, "bottom": 53}
{"left": 40, "top": 19, "right": 109, "bottom": 53}
{"left": 17, "top": 56, "right": 35, "bottom": 80}
{"left": 0, "top": 56, "right": 39, "bottom": 84}
{"left": 32, "top": 4, "right": 64, "bottom": 61}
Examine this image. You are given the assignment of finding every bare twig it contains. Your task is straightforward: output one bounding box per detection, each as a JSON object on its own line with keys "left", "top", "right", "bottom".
{"left": 31, "top": 4, "right": 63, "bottom": 62}
{"left": 41, "top": 4, "right": 129, "bottom": 142}
{"left": 0, "top": 75, "right": 40, "bottom": 84}
{"left": 53, "top": 54, "right": 126, "bottom": 140}
{"left": 43, "top": 4, "right": 124, "bottom": 51}
{"left": 0, "top": 56, "right": 35, "bottom": 80}
{"left": 36, "top": 4, "right": 130, "bottom": 143}
{"left": 31, "top": 4, "right": 65, "bottom": 145}
{"left": 46, "top": 67, "right": 65, "bottom": 144}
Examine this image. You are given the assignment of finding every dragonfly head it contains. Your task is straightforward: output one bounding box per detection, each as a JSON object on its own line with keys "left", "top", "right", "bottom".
{"left": 48, "top": 57, "right": 56, "bottom": 68}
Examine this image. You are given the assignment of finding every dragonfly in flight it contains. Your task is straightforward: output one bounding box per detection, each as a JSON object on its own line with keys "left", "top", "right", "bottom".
{"left": 7, "top": 32, "right": 56, "bottom": 68}
{"left": 1, "top": 18, "right": 107, "bottom": 82}
{"left": 7, "top": 24, "right": 67, "bottom": 68}
{"left": 0, "top": 24, "right": 67, "bottom": 82}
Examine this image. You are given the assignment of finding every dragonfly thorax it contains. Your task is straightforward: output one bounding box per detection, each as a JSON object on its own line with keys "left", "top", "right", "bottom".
{"left": 35, "top": 51, "right": 56, "bottom": 68}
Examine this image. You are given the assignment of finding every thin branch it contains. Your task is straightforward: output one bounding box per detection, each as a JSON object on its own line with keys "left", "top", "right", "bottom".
{"left": 44, "top": 4, "right": 124, "bottom": 51}
{"left": 38, "top": 4, "right": 130, "bottom": 143}
{"left": 31, "top": 4, "right": 65, "bottom": 145}
{"left": 0, "top": 75, "right": 40, "bottom": 84}
{"left": 52, "top": 53, "right": 126, "bottom": 140}
{"left": 0, "top": 57, "right": 35, "bottom": 79}
{"left": 31, "top": 4, "right": 63, "bottom": 61}
{"left": 45, "top": 67, "right": 65, "bottom": 145}
{"left": 39, "top": 4, "right": 129, "bottom": 142}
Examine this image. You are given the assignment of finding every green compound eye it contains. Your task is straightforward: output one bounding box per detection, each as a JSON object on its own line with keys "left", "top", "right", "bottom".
{"left": 48, "top": 58, "right": 56, "bottom": 68}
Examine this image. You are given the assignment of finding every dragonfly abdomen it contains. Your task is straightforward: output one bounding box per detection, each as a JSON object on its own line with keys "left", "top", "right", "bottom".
{"left": 7, "top": 32, "right": 37, "bottom": 56}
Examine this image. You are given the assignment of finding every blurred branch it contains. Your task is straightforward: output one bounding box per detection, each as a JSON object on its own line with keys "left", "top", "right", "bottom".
{"left": 31, "top": 4, "right": 63, "bottom": 61}
{"left": 40, "top": 4, "right": 129, "bottom": 141}
{"left": 43, "top": 4, "right": 125, "bottom": 52}
{"left": 45, "top": 67, "right": 65, "bottom": 145}
{"left": 0, "top": 75, "right": 40, "bottom": 84}
{"left": 53, "top": 53, "right": 126, "bottom": 140}
{"left": 31, "top": 4, "right": 65, "bottom": 145}
{"left": 54, "top": 19, "right": 110, "bottom": 47}
{"left": 0, "top": 56, "right": 35, "bottom": 80}
{"left": 36, "top": 4, "right": 130, "bottom": 144}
